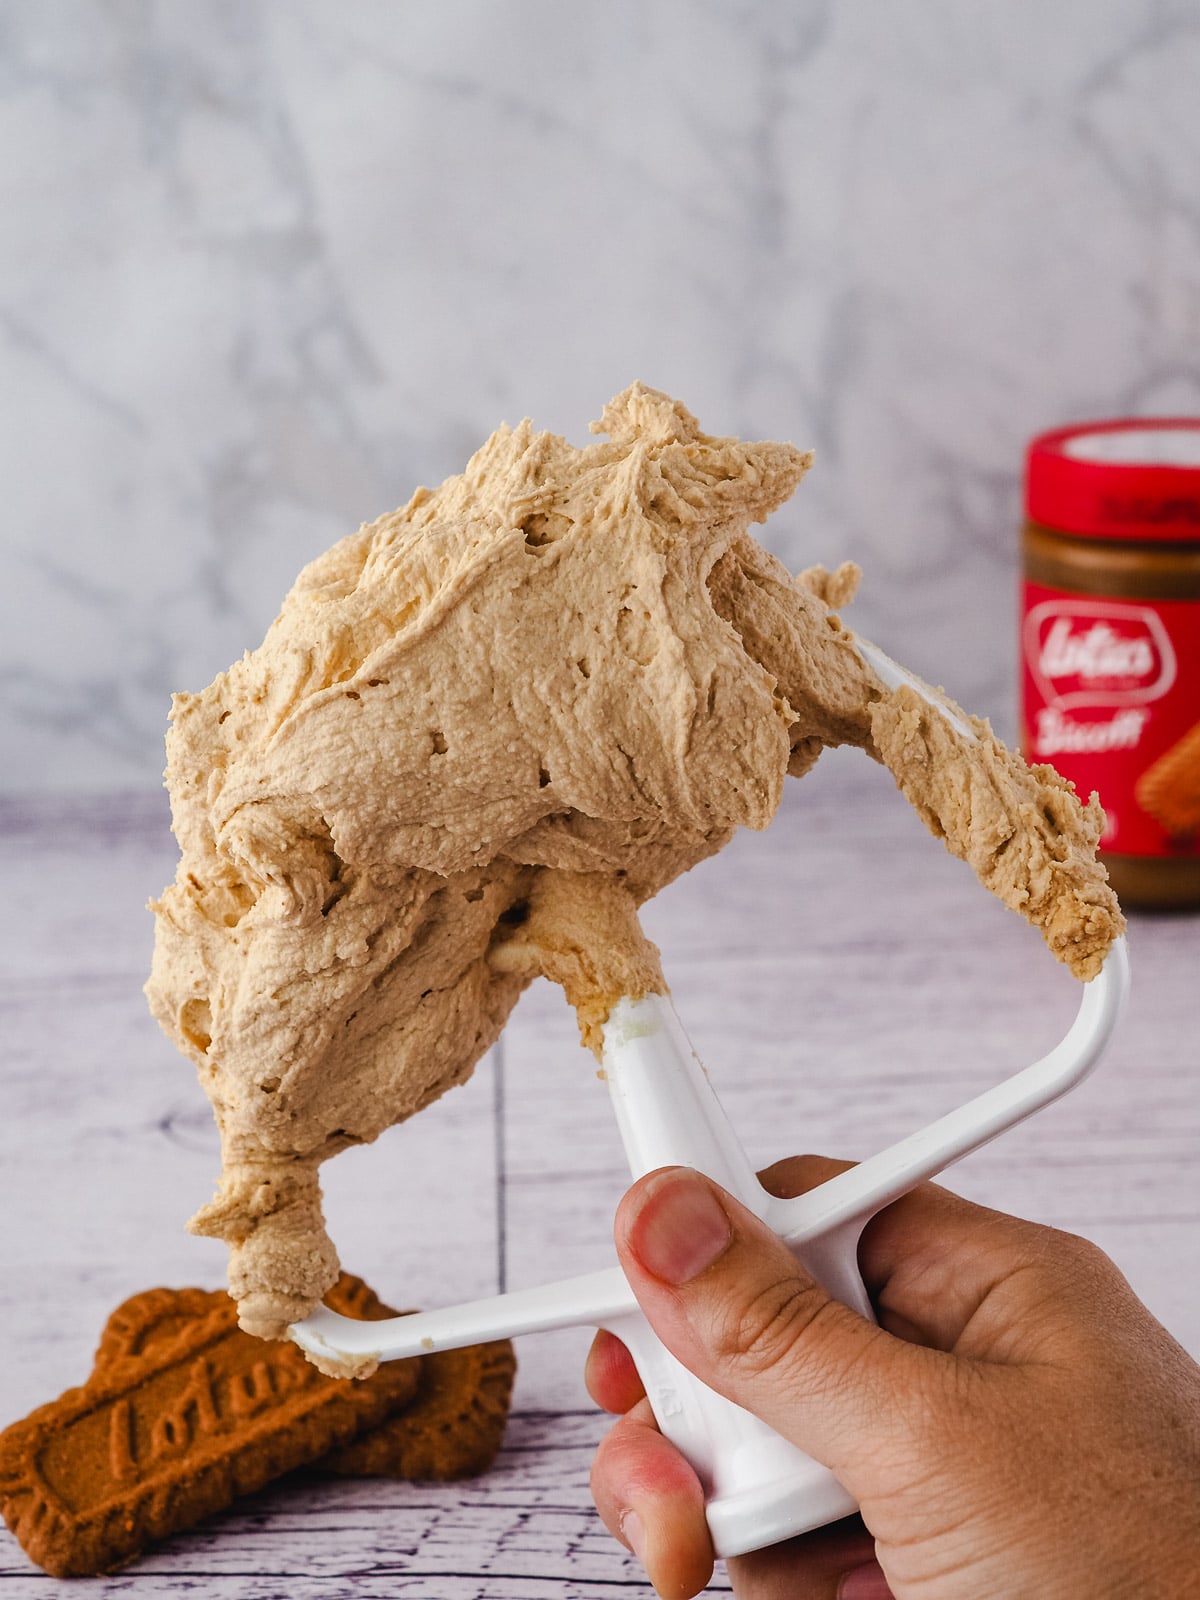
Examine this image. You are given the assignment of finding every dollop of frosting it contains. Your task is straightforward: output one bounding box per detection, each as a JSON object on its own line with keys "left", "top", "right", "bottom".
{"left": 146, "top": 384, "right": 1123, "bottom": 1339}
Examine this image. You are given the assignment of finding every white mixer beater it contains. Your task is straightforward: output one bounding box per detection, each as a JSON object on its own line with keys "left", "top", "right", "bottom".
{"left": 290, "top": 641, "right": 1131, "bottom": 1560}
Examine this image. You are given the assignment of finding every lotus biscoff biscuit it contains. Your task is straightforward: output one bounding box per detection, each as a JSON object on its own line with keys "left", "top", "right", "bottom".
{"left": 0, "top": 1275, "right": 514, "bottom": 1577}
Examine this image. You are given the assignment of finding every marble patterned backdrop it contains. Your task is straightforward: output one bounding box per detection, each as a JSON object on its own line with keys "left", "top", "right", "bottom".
{"left": 2, "top": 0, "right": 1198, "bottom": 791}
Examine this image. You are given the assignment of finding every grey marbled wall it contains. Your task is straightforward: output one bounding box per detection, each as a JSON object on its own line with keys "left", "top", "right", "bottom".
{"left": 2, "top": 0, "right": 1198, "bottom": 790}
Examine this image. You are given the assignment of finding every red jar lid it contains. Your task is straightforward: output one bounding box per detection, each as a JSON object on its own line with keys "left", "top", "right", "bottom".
{"left": 1026, "top": 419, "right": 1200, "bottom": 542}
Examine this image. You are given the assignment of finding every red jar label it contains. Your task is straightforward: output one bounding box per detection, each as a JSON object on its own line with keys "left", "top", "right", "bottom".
{"left": 1021, "top": 582, "right": 1200, "bottom": 856}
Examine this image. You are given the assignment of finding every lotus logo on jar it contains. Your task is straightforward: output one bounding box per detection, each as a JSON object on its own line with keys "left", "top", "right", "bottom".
{"left": 1024, "top": 602, "right": 1176, "bottom": 709}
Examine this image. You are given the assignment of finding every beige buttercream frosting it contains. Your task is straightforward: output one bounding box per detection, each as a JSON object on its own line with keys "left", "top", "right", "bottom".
{"left": 146, "top": 384, "right": 1123, "bottom": 1340}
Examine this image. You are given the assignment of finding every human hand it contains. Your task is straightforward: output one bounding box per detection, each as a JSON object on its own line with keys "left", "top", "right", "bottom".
{"left": 586, "top": 1157, "right": 1200, "bottom": 1599}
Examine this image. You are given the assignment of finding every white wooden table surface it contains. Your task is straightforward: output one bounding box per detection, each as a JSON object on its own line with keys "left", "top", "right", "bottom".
{"left": 2, "top": 752, "right": 1198, "bottom": 1598}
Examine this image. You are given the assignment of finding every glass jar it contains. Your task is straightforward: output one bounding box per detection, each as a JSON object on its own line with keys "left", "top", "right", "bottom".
{"left": 1020, "top": 420, "right": 1200, "bottom": 909}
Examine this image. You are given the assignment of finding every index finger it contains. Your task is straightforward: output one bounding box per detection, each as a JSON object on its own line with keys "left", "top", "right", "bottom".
{"left": 759, "top": 1154, "right": 1056, "bottom": 1354}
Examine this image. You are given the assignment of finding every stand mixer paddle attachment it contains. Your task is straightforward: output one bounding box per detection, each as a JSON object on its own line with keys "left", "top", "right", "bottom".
{"left": 290, "top": 634, "right": 1129, "bottom": 1557}
{"left": 291, "top": 941, "right": 1129, "bottom": 1558}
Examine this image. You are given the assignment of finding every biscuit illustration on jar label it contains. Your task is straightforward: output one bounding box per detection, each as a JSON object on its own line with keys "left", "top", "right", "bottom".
{"left": 1135, "top": 717, "right": 1200, "bottom": 839}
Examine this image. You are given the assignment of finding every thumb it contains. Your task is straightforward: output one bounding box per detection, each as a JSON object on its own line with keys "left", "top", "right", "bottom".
{"left": 615, "top": 1165, "right": 921, "bottom": 1476}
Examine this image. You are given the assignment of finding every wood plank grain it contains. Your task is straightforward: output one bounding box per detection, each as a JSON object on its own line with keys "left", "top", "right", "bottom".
{"left": 0, "top": 1417, "right": 701, "bottom": 1595}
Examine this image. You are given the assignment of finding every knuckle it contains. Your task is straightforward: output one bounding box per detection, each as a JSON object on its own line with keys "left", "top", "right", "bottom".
{"left": 717, "top": 1272, "right": 836, "bottom": 1384}
{"left": 1043, "top": 1226, "right": 1117, "bottom": 1287}
{"left": 982, "top": 1227, "right": 1125, "bottom": 1356}
{"left": 1051, "top": 1226, "right": 1105, "bottom": 1264}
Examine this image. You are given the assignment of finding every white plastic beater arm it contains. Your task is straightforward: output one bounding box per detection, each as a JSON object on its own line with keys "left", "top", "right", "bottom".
{"left": 852, "top": 636, "right": 974, "bottom": 738}
{"left": 766, "top": 937, "right": 1130, "bottom": 1245}
{"left": 289, "top": 1265, "right": 633, "bottom": 1368}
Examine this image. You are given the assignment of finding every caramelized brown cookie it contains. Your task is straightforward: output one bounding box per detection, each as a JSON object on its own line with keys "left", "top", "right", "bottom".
{"left": 0, "top": 1276, "right": 417, "bottom": 1576}
{"left": 1135, "top": 717, "right": 1200, "bottom": 838}
{"left": 323, "top": 1335, "right": 516, "bottom": 1481}
{"left": 95, "top": 1274, "right": 417, "bottom": 1389}
{"left": 95, "top": 1275, "right": 516, "bottom": 1481}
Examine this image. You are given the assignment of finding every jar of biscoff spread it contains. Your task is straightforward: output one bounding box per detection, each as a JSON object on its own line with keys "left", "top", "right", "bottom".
{"left": 1021, "top": 420, "right": 1200, "bottom": 908}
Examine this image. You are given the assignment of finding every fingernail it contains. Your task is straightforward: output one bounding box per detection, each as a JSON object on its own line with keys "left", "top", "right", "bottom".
{"left": 838, "top": 1560, "right": 894, "bottom": 1599}
{"left": 621, "top": 1508, "right": 646, "bottom": 1563}
{"left": 629, "top": 1169, "right": 733, "bottom": 1285}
